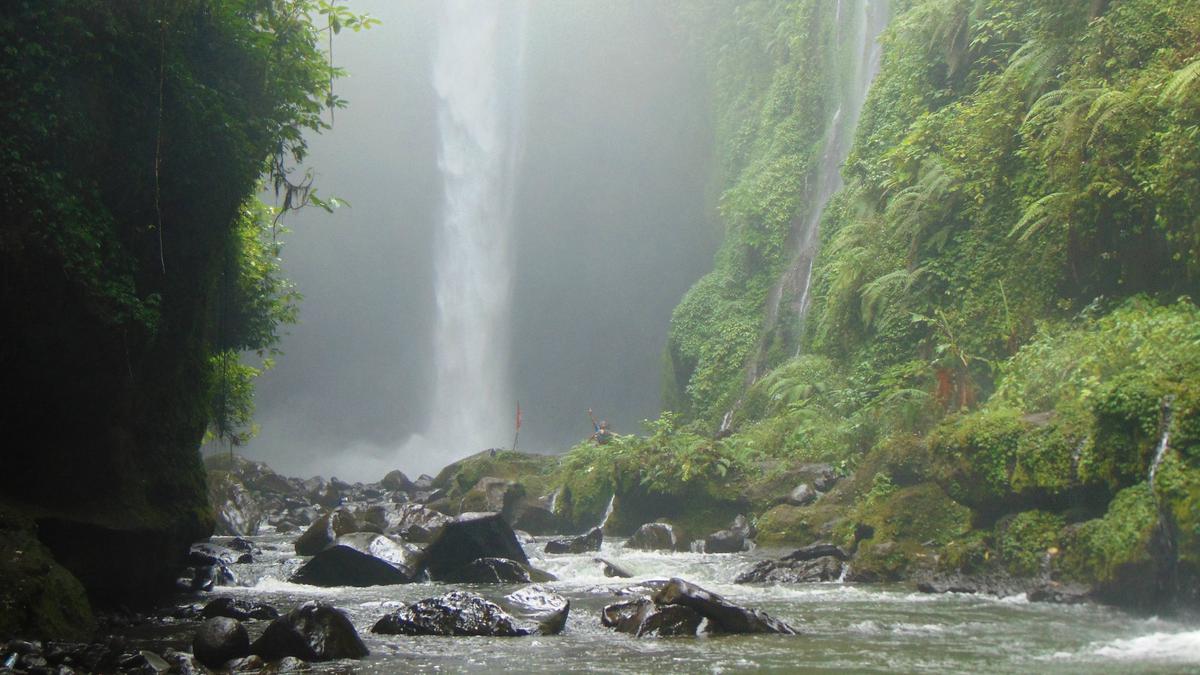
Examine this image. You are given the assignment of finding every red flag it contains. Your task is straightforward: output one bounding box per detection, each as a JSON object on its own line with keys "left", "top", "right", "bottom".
{"left": 515, "top": 401, "right": 522, "bottom": 431}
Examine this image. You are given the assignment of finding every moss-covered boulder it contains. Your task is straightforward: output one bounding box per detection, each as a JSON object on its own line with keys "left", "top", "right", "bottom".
{"left": 0, "top": 509, "right": 95, "bottom": 641}
{"left": 1058, "top": 485, "right": 1164, "bottom": 609}
{"left": 755, "top": 502, "right": 849, "bottom": 546}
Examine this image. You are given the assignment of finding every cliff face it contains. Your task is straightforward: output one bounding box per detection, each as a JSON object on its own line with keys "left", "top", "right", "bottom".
{"left": 658, "top": 0, "right": 1200, "bottom": 609}
{"left": 0, "top": 1, "right": 326, "bottom": 627}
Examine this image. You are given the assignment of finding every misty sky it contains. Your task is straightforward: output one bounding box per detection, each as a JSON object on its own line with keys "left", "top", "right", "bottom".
{"left": 240, "top": 0, "right": 719, "bottom": 481}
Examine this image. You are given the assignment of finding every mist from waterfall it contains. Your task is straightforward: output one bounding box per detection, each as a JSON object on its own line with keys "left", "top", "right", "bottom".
{"left": 398, "top": 0, "right": 529, "bottom": 474}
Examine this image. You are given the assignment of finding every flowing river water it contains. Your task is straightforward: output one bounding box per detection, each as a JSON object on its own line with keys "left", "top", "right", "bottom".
{"left": 129, "top": 533, "right": 1200, "bottom": 673}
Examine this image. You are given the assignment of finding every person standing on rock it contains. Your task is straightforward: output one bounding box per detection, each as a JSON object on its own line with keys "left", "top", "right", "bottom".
{"left": 588, "top": 408, "right": 614, "bottom": 444}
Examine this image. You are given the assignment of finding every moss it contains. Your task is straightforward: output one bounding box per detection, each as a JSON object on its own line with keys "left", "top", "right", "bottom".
{"left": 433, "top": 451, "right": 559, "bottom": 502}
{"left": 929, "top": 408, "right": 1028, "bottom": 517}
{"left": 1153, "top": 455, "right": 1200, "bottom": 582}
{"left": 850, "top": 539, "right": 934, "bottom": 582}
{"left": 0, "top": 508, "right": 95, "bottom": 641}
{"left": 1059, "top": 484, "right": 1158, "bottom": 589}
{"left": 1082, "top": 372, "right": 1164, "bottom": 491}
{"left": 853, "top": 482, "right": 972, "bottom": 546}
{"left": 996, "top": 510, "right": 1064, "bottom": 577}
{"left": 938, "top": 531, "right": 993, "bottom": 574}
{"left": 1010, "top": 410, "right": 1089, "bottom": 498}
{"left": 755, "top": 503, "right": 850, "bottom": 547}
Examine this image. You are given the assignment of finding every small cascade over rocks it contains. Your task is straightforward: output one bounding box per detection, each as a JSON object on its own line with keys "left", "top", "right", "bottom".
{"left": 1148, "top": 395, "right": 1175, "bottom": 490}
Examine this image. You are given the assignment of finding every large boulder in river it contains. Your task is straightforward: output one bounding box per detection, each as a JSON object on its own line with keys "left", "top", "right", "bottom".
{"left": 290, "top": 533, "right": 423, "bottom": 587}
{"left": 459, "top": 477, "right": 524, "bottom": 514}
{"left": 625, "top": 523, "right": 680, "bottom": 551}
{"left": 507, "top": 496, "right": 565, "bottom": 535}
{"left": 653, "top": 578, "right": 797, "bottom": 635}
{"left": 422, "top": 512, "right": 528, "bottom": 581}
{"left": 192, "top": 617, "right": 250, "bottom": 669}
{"left": 251, "top": 602, "right": 368, "bottom": 662}
{"left": 699, "top": 515, "right": 756, "bottom": 554}
{"left": 601, "top": 598, "right": 703, "bottom": 637}
{"left": 293, "top": 508, "right": 358, "bottom": 556}
{"left": 437, "top": 557, "right": 556, "bottom": 584}
{"left": 545, "top": 527, "right": 602, "bottom": 554}
{"left": 372, "top": 591, "right": 531, "bottom": 637}
{"left": 735, "top": 556, "right": 844, "bottom": 583}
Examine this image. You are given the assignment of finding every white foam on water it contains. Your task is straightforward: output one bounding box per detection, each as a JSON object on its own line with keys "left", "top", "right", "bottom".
{"left": 1090, "top": 630, "right": 1200, "bottom": 662}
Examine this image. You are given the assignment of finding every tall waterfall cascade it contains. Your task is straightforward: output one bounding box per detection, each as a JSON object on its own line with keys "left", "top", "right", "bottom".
{"left": 401, "top": 1, "right": 529, "bottom": 471}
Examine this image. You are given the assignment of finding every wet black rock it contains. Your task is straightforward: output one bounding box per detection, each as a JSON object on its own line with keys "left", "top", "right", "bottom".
{"left": 201, "top": 597, "right": 280, "bottom": 622}
{"left": 653, "top": 578, "right": 797, "bottom": 634}
{"left": 507, "top": 497, "right": 564, "bottom": 536}
{"left": 227, "top": 537, "right": 256, "bottom": 553}
{"left": 783, "top": 543, "right": 850, "bottom": 562}
{"left": 372, "top": 591, "right": 531, "bottom": 637}
{"left": 500, "top": 586, "right": 570, "bottom": 635}
{"left": 735, "top": 556, "right": 844, "bottom": 583}
{"left": 293, "top": 508, "right": 358, "bottom": 556}
{"left": 188, "top": 542, "right": 252, "bottom": 566}
{"left": 251, "top": 602, "right": 369, "bottom": 662}
{"left": 180, "top": 563, "right": 236, "bottom": 592}
{"left": 290, "top": 533, "right": 422, "bottom": 587}
{"left": 422, "top": 513, "right": 528, "bottom": 581}
{"left": 595, "top": 557, "right": 633, "bottom": 578}
{"left": 624, "top": 523, "right": 680, "bottom": 551}
{"left": 916, "top": 572, "right": 1092, "bottom": 604}
{"left": 600, "top": 598, "right": 703, "bottom": 637}
{"left": 441, "top": 557, "right": 532, "bottom": 583}
{"left": 545, "top": 527, "right": 603, "bottom": 554}
{"left": 700, "top": 515, "right": 755, "bottom": 552}
{"left": 192, "top": 617, "right": 250, "bottom": 669}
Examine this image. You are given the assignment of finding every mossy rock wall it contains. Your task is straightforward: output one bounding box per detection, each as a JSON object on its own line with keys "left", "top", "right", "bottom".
{"left": 0, "top": 1, "right": 317, "bottom": 614}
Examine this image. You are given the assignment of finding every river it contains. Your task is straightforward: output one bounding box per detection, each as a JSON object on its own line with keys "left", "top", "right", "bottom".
{"left": 129, "top": 533, "right": 1200, "bottom": 673}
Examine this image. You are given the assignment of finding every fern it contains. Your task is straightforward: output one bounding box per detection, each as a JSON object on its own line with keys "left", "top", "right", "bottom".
{"left": 1160, "top": 58, "right": 1200, "bottom": 105}
{"left": 1010, "top": 192, "right": 1070, "bottom": 242}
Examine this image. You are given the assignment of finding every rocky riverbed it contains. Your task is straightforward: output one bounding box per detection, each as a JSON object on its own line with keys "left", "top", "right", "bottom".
{"left": 4, "top": 452, "right": 1198, "bottom": 674}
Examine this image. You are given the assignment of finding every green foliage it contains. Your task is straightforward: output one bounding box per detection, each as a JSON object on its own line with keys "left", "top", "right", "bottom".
{"left": 664, "top": 0, "right": 878, "bottom": 423}
{"left": 997, "top": 510, "right": 1064, "bottom": 576}
{"left": 1060, "top": 484, "right": 1158, "bottom": 585}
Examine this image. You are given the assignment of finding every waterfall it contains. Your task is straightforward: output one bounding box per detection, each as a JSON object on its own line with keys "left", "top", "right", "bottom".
{"left": 751, "top": 0, "right": 892, "bottom": 377}
{"left": 403, "top": 1, "right": 528, "bottom": 471}
{"left": 598, "top": 494, "right": 616, "bottom": 531}
{"left": 1149, "top": 396, "right": 1175, "bottom": 489}
{"left": 791, "top": 0, "right": 889, "bottom": 325}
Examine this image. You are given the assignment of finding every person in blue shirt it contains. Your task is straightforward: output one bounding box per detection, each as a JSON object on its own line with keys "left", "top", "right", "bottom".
{"left": 588, "top": 408, "right": 614, "bottom": 444}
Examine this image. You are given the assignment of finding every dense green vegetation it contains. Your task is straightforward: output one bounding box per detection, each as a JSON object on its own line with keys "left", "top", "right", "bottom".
{"left": 0, "top": 0, "right": 371, "bottom": 634}
{"left": 537, "top": 0, "right": 1200, "bottom": 609}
